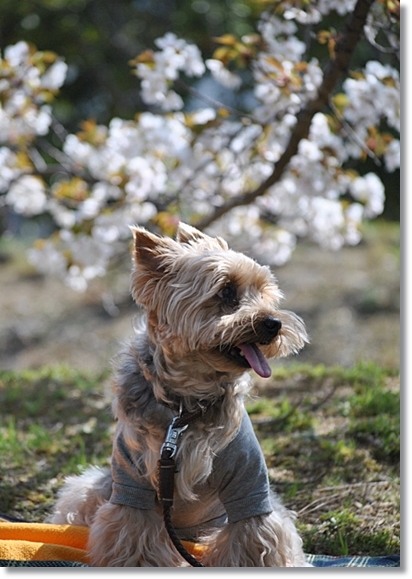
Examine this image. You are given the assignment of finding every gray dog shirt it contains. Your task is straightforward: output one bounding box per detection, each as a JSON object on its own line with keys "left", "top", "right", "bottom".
{"left": 109, "top": 409, "right": 273, "bottom": 540}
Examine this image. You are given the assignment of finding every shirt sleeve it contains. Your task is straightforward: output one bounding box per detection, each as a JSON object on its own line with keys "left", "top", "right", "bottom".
{"left": 110, "top": 427, "right": 157, "bottom": 510}
{"left": 210, "top": 409, "right": 273, "bottom": 523}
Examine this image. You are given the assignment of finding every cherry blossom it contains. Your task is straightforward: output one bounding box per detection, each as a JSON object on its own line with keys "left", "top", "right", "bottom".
{"left": 6, "top": 175, "right": 47, "bottom": 216}
{"left": 0, "top": 1, "right": 400, "bottom": 292}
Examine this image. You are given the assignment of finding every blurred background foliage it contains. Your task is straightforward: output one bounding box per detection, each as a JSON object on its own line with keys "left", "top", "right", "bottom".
{"left": 0, "top": 0, "right": 400, "bottom": 220}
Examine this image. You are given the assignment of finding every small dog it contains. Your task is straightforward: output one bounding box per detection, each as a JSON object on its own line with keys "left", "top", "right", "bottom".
{"left": 47, "top": 222, "right": 310, "bottom": 567}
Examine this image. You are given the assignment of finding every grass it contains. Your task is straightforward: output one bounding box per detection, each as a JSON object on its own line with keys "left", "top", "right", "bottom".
{"left": 247, "top": 361, "right": 400, "bottom": 556}
{"left": 0, "top": 361, "right": 400, "bottom": 557}
{"left": 0, "top": 366, "right": 113, "bottom": 519}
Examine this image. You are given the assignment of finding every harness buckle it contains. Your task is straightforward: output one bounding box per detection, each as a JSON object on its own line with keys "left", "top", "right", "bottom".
{"left": 160, "top": 416, "right": 188, "bottom": 458}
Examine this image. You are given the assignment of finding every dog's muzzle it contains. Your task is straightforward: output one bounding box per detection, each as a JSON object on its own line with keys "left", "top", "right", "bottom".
{"left": 219, "top": 316, "right": 282, "bottom": 378}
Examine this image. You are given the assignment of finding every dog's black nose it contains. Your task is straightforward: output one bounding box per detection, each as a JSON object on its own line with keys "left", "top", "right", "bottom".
{"left": 264, "top": 316, "right": 282, "bottom": 334}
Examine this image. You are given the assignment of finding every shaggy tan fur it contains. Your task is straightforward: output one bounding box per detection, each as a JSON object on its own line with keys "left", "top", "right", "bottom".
{"left": 47, "top": 223, "right": 311, "bottom": 567}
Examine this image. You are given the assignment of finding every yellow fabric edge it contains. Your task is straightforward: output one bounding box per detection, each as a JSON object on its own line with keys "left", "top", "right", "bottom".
{"left": 0, "top": 521, "right": 206, "bottom": 564}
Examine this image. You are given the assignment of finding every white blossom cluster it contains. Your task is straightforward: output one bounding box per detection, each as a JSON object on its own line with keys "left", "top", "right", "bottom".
{"left": 283, "top": 0, "right": 357, "bottom": 24}
{"left": 0, "top": 3, "right": 400, "bottom": 292}
{"left": 0, "top": 41, "right": 67, "bottom": 145}
{"left": 136, "top": 32, "right": 205, "bottom": 110}
{"left": 342, "top": 60, "right": 400, "bottom": 171}
{"left": 253, "top": 16, "right": 323, "bottom": 123}
{"left": 0, "top": 41, "right": 67, "bottom": 219}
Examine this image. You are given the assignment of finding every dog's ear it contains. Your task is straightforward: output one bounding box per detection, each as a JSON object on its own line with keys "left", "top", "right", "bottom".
{"left": 130, "top": 226, "right": 178, "bottom": 274}
{"left": 176, "top": 222, "right": 229, "bottom": 250}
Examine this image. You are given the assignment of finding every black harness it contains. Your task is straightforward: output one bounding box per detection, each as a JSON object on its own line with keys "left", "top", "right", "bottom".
{"left": 157, "top": 401, "right": 213, "bottom": 567}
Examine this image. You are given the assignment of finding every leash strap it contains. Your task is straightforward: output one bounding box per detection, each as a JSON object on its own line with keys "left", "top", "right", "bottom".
{"left": 157, "top": 406, "right": 210, "bottom": 567}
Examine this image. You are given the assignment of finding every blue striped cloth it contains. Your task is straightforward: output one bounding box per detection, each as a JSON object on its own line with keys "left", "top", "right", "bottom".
{"left": 307, "top": 554, "right": 400, "bottom": 567}
{"left": 1, "top": 555, "right": 400, "bottom": 567}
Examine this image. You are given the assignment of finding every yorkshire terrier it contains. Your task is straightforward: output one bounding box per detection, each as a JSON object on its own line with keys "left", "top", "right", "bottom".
{"left": 47, "top": 222, "right": 311, "bottom": 567}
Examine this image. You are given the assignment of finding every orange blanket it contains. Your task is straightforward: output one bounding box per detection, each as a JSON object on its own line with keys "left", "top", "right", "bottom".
{"left": 0, "top": 519, "right": 205, "bottom": 564}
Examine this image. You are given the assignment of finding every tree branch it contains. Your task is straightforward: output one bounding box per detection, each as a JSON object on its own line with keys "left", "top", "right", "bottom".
{"left": 194, "top": 0, "right": 375, "bottom": 230}
{"left": 328, "top": 98, "right": 381, "bottom": 166}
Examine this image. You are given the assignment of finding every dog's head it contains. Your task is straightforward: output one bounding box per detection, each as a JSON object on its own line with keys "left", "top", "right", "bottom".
{"left": 130, "top": 222, "right": 308, "bottom": 379}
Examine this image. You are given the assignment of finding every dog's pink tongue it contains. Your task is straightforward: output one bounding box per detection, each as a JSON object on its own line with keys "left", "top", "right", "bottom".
{"left": 238, "top": 344, "right": 272, "bottom": 378}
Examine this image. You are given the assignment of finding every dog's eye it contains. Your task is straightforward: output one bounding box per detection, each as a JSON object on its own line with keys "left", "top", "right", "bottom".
{"left": 217, "top": 283, "right": 238, "bottom": 308}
